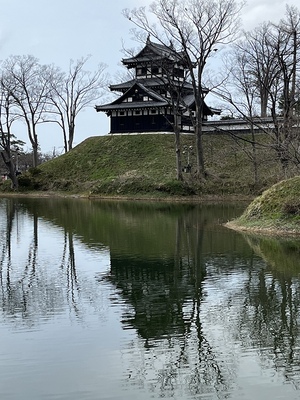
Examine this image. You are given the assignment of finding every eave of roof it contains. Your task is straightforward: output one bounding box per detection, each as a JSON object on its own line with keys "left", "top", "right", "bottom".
{"left": 110, "top": 77, "right": 195, "bottom": 92}
{"left": 95, "top": 101, "right": 168, "bottom": 112}
{"left": 96, "top": 76, "right": 217, "bottom": 115}
{"left": 96, "top": 81, "right": 170, "bottom": 112}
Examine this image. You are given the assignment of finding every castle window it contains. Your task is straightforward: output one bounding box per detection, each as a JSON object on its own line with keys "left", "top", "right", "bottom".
{"left": 174, "top": 68, "right": 184, "bottom": 78}
{"left": 137, "top": 67, "right": 147, "bottom": 76}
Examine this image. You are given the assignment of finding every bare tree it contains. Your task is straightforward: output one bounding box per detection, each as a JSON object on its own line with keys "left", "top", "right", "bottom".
{"left": 267, "top": 9, "right": 300, "bottom": 171}
{"left": 124, "top": 0, "right": 244, "bottom": 178}
{"left": 1, "top": 56, "right": 53, "bottom": 167}
{"left": 229, "top": 50, "right": 261, "bottom": 185}
{"left": 48, "top": 56, "right": 107, "bottom": 152}
{"left": 277, "top": 5, "right": 300, "bottom": 119}
{"left": 0, "top": 74, "right": 24, "bottom": 189}
{"left": 223, "top": 6, "right": 300, "bottom": 173}
{"left": 233, "top": 23, "right": 280, "bottom": 118}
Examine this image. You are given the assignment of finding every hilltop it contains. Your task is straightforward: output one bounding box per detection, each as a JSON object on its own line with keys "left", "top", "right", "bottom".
{"left": 4, "top": 133, "right": 298, "bottom": 200}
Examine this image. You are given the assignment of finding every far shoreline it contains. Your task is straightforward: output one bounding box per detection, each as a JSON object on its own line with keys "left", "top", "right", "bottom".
{"left": 0, "top": 190, "right": 254, "bottom": 203}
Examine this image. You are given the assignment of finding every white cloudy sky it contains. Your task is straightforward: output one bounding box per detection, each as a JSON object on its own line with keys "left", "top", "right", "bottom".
{"left": 0, "top": 0, "right": 297, "bottom": 154}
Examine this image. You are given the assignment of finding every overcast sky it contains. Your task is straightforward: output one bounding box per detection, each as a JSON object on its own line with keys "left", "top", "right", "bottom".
{"left": 0, "top": 0, "right": 297, "bottom": 154}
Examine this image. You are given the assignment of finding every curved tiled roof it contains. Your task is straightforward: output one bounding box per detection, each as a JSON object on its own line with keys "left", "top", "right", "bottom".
{"left": 95, "top": 81, "right": 169, "bottom": 112}
{"left": 110, "top": 77, "right": 196, "bottom": 93}
{"left": 122, "top": 38, "right": 187, "bottom": 67}
{"left": 96, "top": 80, "right": 215, "bottom": 114}
{"left": 95, "top": 101, "right": 168, "bottom": 112}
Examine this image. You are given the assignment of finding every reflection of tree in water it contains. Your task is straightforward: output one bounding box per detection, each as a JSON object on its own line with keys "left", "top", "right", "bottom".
{"left": 236, "top": 234, "right": 300, "bottom": 390}
{"left": 103, "top": 213, "right": 234, "bottom": 398}
{"left": 0, "top": 198, "right": 106, "bottom": 328}
{"left": 3, "top": 197, "right": 300, "bottom": 395}
{"left": 60, "top": 229, "right": 81, "bottom": 316}
{"left": 102, "top": 213, "right": 300, "bottom": 397}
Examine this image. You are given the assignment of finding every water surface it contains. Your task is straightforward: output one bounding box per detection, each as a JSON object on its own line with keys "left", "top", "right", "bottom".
{"left": 0, "top": 197, "right": 300, "bottom": 399}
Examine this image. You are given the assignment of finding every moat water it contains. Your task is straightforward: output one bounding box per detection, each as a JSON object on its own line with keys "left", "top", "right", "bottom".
{"left": 0, "top": 197, "right": 300, "bottom": 400}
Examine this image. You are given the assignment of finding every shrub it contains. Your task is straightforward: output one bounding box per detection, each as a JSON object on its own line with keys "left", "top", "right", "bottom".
{"left": 28, "top": 167, "right": 42, "bottom": 176}
{"left": 156, "top": 180, "right": 196, "bottom": 196}
{"left": 18, "top": 175, "right": 35, "bottom": 189}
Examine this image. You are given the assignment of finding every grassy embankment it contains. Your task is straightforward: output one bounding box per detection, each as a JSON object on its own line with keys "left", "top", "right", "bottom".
{"left": 3, "top": 133, "right": 299, "bottom": 199}
{"left": 226, "top": 176, "right": 300, "bottom": 235}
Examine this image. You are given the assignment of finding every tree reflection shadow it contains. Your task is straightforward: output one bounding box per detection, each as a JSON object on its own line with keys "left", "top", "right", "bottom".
{"left": 61, "top": 229, "right": 80, "bottom": 316}
{"left": 102, "top": 212, "right": 234, "bottom": 398}
{"left": 0, "top": 199, "right": 82, "bottom": 326}
{"left": 239, "top": 233, "right": 300, "bottom": 390}
{"left": 1, "top": 197, "right": 300, "bottom": 396}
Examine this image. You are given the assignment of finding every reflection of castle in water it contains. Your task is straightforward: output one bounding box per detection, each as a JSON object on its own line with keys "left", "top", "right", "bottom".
{"left": 108, "top": 255, "right": 202, "bottom": 340}
{"left": 2, "top": 197, "right": 300, "bottom": 393}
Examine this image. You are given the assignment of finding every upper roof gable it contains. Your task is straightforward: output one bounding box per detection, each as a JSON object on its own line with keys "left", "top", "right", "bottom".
{"left": 122, "top": 36, "right": 186, "bottom": 67}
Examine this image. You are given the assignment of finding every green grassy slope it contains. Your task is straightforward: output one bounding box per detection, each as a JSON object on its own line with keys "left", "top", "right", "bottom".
{"left": 45, "top": 134, "right": 177, "bottom": 181}
{"left": 37, "top": 134, "right": 182, "bottom": 196}
{"left": 228, "top": 176, "right": 300, "bottom": 234}
{"left": 14, "top": 133, "right": 299, "bottom": 198}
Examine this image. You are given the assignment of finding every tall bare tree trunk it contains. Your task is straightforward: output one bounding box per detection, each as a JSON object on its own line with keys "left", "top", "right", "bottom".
{"left": 32, "top": 143, "right": 39, "bottom": 168}
{"left": 195, "top": 97, "right": 206, "bottom": 178}
{"left": 195, "top": 123, "right": 206, "bottom": 178}
{"left": 174, "top": 115, "right": 183, "bottom": 181}
{"left": 1, "top": 151, "right": 18, "bottom": 189}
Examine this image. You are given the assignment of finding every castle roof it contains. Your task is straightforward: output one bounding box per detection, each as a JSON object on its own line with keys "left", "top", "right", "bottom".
{"left": 110, "top": 77, "right": 196, "bottom": 93}
{"left": 96, "top": 81, "right": 217, "bottom": 115}
{"left": 95, "top": 81, "right": 169, "bottom": 112}
{"left": 122, "top": 37, "right": 188, "bottom": 68}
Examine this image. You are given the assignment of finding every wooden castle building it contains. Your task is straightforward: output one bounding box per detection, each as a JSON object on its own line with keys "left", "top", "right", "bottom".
{"left": 96, "top": 37, "right": 219, "bottom": 134}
